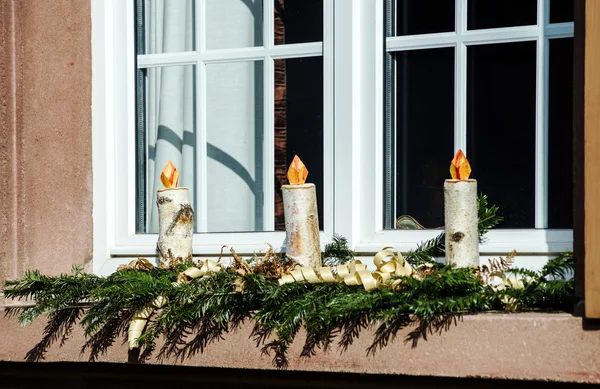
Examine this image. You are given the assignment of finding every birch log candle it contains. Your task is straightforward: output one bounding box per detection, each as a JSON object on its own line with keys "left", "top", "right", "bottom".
{"left": 156, "top": 160, "right": 193, "bottom": 265}
{"left": 282, "top": 155, "right": 321, "bottom": 268}
{"left": 444, "top": 150, "right": 479, "bottom": 268}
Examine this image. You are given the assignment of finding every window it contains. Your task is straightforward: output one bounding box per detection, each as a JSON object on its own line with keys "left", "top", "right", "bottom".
{"left": 135, "top": 0, "right": 327, "bottom": 234}
{"left": 370, "top": 0, "right": 574, "bottom": 256}
{"left": 92, "top": 0, "right": 574, "bottom": 274}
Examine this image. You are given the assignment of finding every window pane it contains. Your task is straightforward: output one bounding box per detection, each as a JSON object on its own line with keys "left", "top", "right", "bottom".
{"left": 550, "top": 0, "right": 574, "bottom": 24}
{"left": 274, "top": 57, "right": 324, "bottom": 230}
{"left": 548, "top": 38, "right": 574, "bottom": 228}
{"left": 206, "top": 61, "right": 265, "bottom": 232}
{"left": 387, "top": 48, "right": 454, "bottom": 229}
{"left": 467, "top": 42, "right": 536, "bottom": 228}
{"left": 139, "top": 0, "right": 195, "bottom": 54}
{"left": 274, "top": 0, "right": 323, "bottom": 45}
{"left": 467, "top": 0, "right": 537, "bottom": 30}
{"left": 393, "top": 0, "right": 454, "bottom": 36}
{"left": 206, "top": 0, "right": 263, "bottom": 50}
{"left": 137, "top": 65, "right": 197, "bottom": 233}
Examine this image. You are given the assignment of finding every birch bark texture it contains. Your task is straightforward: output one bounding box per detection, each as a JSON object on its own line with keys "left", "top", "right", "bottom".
{"left": 156, "top": 187, "right": 193, "bottom": 263}
{"left": 282, "top": 183, "right": 321, "bottom": 268}
{"left": 444, "top": 179, "right": 479, "bottom": 267}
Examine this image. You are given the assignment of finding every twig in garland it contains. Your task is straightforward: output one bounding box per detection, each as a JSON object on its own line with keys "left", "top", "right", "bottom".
{"left": 404, "top": 232, "right": 445, "bottom": 267}
{"left": 477, "top": 194, "right": 503, "bottom": 241}
{"left": 540, "top": 252, "right": 574, "bottom": 280}
{"left": 322, "top": 234, "right": 355, "bottom": 265}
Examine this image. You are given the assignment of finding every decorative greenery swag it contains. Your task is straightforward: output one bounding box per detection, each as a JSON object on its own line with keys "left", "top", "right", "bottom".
{"left": 2, "top": 195, "right": 575, "bottom": 368}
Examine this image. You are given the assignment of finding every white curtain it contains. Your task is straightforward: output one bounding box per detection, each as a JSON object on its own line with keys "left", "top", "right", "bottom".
{"left": 145, "top": 0, "right": 263, "bottom": 233}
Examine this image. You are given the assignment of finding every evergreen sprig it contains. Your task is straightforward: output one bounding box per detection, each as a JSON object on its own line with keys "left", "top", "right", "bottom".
{"left": 322, "top": 234, "right": 355, "bottom": 265}
{"left": 478, "top": 194, "right": 503, "bottom": 241}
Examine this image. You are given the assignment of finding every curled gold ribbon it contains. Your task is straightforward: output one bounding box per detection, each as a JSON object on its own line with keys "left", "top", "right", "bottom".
{"left": 278, "top": 248, "right": 416, "bottom": 292}
{"left": 178, "top": 259, "right": 221, "bottom": 283}
{"left": 489, "top": 271, "right": 531, "bottom": 311}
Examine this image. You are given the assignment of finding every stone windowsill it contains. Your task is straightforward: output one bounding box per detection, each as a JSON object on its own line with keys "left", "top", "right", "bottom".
{"left": 0, "top": 308, "right": 598, "bottom": 384}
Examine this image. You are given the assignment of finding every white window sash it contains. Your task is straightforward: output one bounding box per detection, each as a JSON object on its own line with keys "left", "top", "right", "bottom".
{"left": 355, "top": 0, "right": 574, "bottom": 255}
{"left": 93, "top": 0, "right": 335, "bottom": 275}
{"left": 93, "top": 0, "right": 574, "bottom": 276}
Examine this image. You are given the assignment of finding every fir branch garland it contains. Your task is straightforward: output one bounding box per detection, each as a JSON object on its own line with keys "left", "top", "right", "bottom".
{"left": 2, "top": 195, "right": 575, "bottom": 367}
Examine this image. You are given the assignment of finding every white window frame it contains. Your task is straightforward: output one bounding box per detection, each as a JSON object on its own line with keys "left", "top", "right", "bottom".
{"left": 93, "top": 0, "right": 335, "bottom": 274}
{"left": 352, "top": 0, "right": 574, "bottom": 256}
{"left": 93, "top": 0, "right": 574, "bottom": 275}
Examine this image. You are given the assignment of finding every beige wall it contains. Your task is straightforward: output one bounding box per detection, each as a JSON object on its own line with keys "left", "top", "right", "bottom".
{"left": 0, "top": 0, "right": 92, "bottom": 282}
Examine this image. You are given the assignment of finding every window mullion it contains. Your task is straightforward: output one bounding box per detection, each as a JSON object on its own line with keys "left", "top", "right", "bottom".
{"left": 196, "top": 0, "right": 207, "bottom": 232}
{"left": 333, "top": 0, "right": 362, "bottom": 246}
{"left": 198, "top": 0, "right": 205, "bottom": 54}
{"left": 261, "top": 0, "right": 275, "bottom": 231}
{"left": 383, "top": 0, "right": 395, "bottom": 229}
{"left": 455, "top": 0, "right": 467, "bottom": 153}
{"left": 535, "top": 0, "right": 549, "bottom": 229}
{"left": 323, "top": 0, "right": 335, "bottom": 237}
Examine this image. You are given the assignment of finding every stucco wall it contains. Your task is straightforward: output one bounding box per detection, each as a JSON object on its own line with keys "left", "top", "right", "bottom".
{"left": 0, "top": 312, "right": 599, "bottom": 384}
{"left": 0, "top": 0, "right": 92, "bottom": 282}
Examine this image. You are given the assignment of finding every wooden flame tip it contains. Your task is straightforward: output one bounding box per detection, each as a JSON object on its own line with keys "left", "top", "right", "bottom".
{"left": 287, "top": 155, "right": 309, "bottom": 185}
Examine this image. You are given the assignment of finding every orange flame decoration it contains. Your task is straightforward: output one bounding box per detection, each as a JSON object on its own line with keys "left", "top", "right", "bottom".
{"left": 449, "top": 149, "right": 472, "bottom": 180}
{"left": 287, "top": 155, "right": 308, "bottom": 185}
{"left": 161, "top": 160, "right": 180, "bottom": 189}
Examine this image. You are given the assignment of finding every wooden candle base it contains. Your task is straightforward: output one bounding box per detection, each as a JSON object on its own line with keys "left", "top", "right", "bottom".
{"left": 444, "top": 179, "right": 479, "bottom": 267}
{"left": 156, "top": 187, "right": 193, "bottom": 264}
{"left": 282, "top": 184, "right": 321, "bottom": 268}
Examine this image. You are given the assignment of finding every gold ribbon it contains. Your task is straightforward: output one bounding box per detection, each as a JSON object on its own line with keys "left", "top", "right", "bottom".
{"left": 489, "top": 272, "right": 533, "bottom": 311}
{"left": 278, "top": 247, "right": 415, "bottom": 292}
{"left": 178, "top": 259, "right": 221, "bottom": 283}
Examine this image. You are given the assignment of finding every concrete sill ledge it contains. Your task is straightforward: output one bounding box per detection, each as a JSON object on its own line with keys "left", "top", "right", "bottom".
{"left": 0, "top": 311, "right": 598, "bottom": 384}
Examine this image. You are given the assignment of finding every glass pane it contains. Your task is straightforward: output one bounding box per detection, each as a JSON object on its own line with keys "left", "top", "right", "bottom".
{"left": 137, "top": 65, "right": 197, "bottom": 233}
{"left": 206, "top": 0, "right": 263, "bottom": 50}
{"left": 467, "top": 0, "right": 537, "bottom": 30}
{"left": 206, "top": 61, "right": 264, "bottom": 232}
{"left": 274, "top": 0, "right": 323, "bottom": 45}
{"left": 394, "top": 0, "right": 455, "bottom": 36}
{"left": 139, "top": 0, "right": 195, "bottom": 54}
{"left": 467, "top": 42, "right": 536, "bottom": 228}
{"left": 548, "top": 38, "right": 574, "bottom": 228}
{"left": 387, "top": 48, "right": 454, "bottom": 229}
{"left": 274, "top": 57, "right": 324, "bottom": 230}
{"left": 550, "top": 0, "right": 574, "bottom": 24}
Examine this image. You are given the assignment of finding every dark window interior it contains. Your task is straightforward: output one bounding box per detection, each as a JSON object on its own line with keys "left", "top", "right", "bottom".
{"left": 395, "top": 0, "right": 455, "bottom": 36}
{"left": 274, "top": 57, "right": 324, "bottom": 230}
{"left": 467, "top": 0, "right": 537, "bottom": 30}
{"left": 394, "top": 48, "right": 454, "bottom": 228}
{"left": 275, "top": 0, "right": 323, "bottom": 45}
{"left": 467, "top": 41, "right": 537, "bottom": 228}
{"left": 550, "top": 0, "right": 575, "bottom": 24}
{"left": 548, "top": 37, "right": 574, "bottom": 229}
